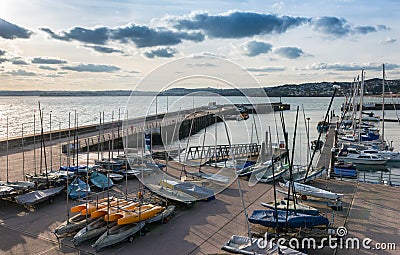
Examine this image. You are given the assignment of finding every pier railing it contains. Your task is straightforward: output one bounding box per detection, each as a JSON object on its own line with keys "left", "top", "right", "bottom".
{"left": 185, "top": 143, "right": 261, "bottom": 162}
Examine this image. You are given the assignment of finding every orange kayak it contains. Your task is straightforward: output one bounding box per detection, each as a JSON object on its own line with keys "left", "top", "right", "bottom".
{"left": 70, "top": 197, "right": 110, "bottom": 213}
{"left": 104, "top": 202, "right": 140, "bottom": 222}
{"left": 117, "top": 205, "right": 164, "bottom": 225}
{"left": 90, "top": 200, "right": 129, "bottom": 218}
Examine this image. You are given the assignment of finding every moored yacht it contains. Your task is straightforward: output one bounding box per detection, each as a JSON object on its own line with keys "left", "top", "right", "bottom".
{"left": 337, "top": 147, "right": 388, "bottom": 165}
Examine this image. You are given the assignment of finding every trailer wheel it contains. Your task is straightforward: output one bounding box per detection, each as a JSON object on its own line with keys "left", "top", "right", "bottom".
{"left": 128, "top": 236, "right": 134, "bottom": 242}
{"left": 301, "top": 195, "right": 307, "bottom": 200}
{"left": 163, "top": 218, "right": 168, "bottom": 224}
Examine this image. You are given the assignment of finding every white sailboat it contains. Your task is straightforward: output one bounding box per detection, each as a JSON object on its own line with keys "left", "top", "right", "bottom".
{"left": 280, "top": 181, "right": 343, "bottom": 200}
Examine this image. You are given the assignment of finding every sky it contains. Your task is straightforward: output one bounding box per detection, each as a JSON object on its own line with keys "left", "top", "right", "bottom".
{"left": 0, "top": 0, "right": 399, "bottom": 91}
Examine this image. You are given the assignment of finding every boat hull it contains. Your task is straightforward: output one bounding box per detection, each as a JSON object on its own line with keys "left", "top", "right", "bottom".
{"left": 92, "top": 221, "right": 146, "bottom": 251}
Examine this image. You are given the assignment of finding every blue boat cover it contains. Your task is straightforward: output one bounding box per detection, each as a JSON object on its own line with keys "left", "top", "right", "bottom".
{"left": 68, "top": 177, "right": 90, "bottom": 200}
{"left": 90, "top": 172, "right": 114, "bottom": 189}
{"left": 248, "top": 209, "right": 328, "bottom": 229}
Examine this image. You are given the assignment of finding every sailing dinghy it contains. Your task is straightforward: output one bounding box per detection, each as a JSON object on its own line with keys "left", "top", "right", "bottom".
{"left": 280, "top": 181, "right": 343, "bottom": 200}
{"left": 248, "top": 209, "right": 329, "bottom": 229}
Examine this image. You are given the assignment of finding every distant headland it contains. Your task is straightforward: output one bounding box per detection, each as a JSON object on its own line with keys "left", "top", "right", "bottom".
{"left": 1, "top": 78, "right": 399, "bottom": 97}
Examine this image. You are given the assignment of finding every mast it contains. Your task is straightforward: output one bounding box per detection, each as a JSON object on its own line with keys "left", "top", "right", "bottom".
{"left": 351, "top": 77, "right": 359, "bottom": 134}
{"left": 22, "top": 124, "right": 25, "bottom": 180}
{"left": 382, "top": 63, "right": 385, "bottom": 145}
{"left": 358, "top": 69, "right": 365, "bottom": 142}
{"left": 66, "top": 112, "right": 71, "bottom": 223}
{"left": 34, "top": 111, "right": 36, "bottom": 176}
{"left": 305, "top": 85, "right": 338, "bottom": 182}
{"left": 269, "top": 126, "right": 280, "bottom": 244}
{"left": 222, "top": 118, "right": 255, "bottom": 255}
{"left": 6, "top": 116, "right": 9, "bottom": 183}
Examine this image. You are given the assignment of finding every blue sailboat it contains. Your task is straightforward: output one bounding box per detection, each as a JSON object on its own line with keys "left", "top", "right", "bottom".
{"left": 68, "top": 177, "right": 90, "bottom": 200}
{"left": 248, "top": 210, "right": 329, "bottom": 229}
{"left": 90, "top": 171, "right": 114, "bottom": 190}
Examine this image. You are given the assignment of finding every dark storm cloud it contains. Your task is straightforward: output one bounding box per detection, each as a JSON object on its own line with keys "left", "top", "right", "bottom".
{"left": 241, "top": 41, "right": 272, "bottom": 56}
{"left": 0, "top": 18, "right": 32, "bottom": 39}
{"left": 274, "top": 47, "right": 305, "bottom": 59}
{"left": 84, "top": 45, "right": 123, "bottom": 53}
{"left": 143, "top": 47, "right": 177, "bottom": 58}
{"left": 61, "top": 63, "right": 120, "bottom": 72}
{"left": 170, "top": 11, "right": 309, "bottom": 38}
{"left": 0, "top": 49, "right": 6, "bottom": 56}
{"left": 32, "top": 57, "right": 68, "bottom": 65}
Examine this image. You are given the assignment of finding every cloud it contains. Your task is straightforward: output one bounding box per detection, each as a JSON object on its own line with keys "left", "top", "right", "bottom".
{"left": 39, "top": 28, "right": 71, "bottom": 41}
{"left": 169, "top": 11, "right": 309, "bottom": 38}
{"left": 32, "top": 57, "right": 68, "bottom": 64}
{"left": 241, "top": 40, "right": 272, "bottom": 56}
{"left": 186, "top": 62, "right": 216, "bottom": 67}
{"left": 84, "top": 45, "right": 123, "bottom": 53}
{"left": 61, "top": 63, "right": 120, "bottom": 72}
{"left": 274, "top": 47, "right": 305, "bottom": 59}
{"left": 143, "top": 47, "right": 177, "bottom": 58}
{"left": 45, "top": 73, "right": 64, "bottom": 78}
{"left": 41, "top": 23, "right": 204, "bottom": 48}
{"left": 0, "top": 18, "right": 32, "bottom": 39}
{"left": 305, "top": 62, "right": 400, "bottom": 71}
{"left": 39, "top": 65, "right": 58, "bottom": 71}
{"left": 0, "top": 49, "right": 6, "bottom": 56}
{"left": 11, "top": 58, "right": 28, "bottom": 65}
{"left": 111, "top": 24, "right": 204, "bottom": 48}
{"left": 247, "top": 66, "right": 286, "bottom": 72}
{"left": 311, "top": 16, "right": 386, "bottom": 37}
{"left": 381, "top": 37, "right": 396, "bottom": 44}
{"left": 6, "top": 69, "right": 37, "bottom": 76}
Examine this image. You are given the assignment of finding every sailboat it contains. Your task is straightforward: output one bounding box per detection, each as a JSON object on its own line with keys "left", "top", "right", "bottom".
{"left": 222, "top": 235, "right": 306, "bottom": 255}
{"left": 248, "top": 209, "right": 329, "bottom": 229}
{"left": 261, "top": 200, "right": 319, "bottom": 216}
{"left": 68, "top": 177, "right": 90, "bottom": 200}
{"left": 90, "top": 171, "right": 114, "bottom": 189}
{"left": 280, "top": 181, "right": 343, "bottom": 200}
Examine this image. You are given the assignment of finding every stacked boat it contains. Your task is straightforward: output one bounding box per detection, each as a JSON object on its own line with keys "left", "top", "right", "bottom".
{"left": 54, "top": 196, "right": 176, "bottom": 251}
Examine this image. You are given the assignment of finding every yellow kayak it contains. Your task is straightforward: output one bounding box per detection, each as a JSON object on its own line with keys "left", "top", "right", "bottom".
{"left": 70, "top": 197, "right": 110, "bottom": 213}
{"left": 104, "top": 202, "right": 140, "bottom": 222}
{"left": 90, "top": 200, "right": 130, "bottom": 218}
{"left": 117, "top": 205, "right": 164, "bottom": 225}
